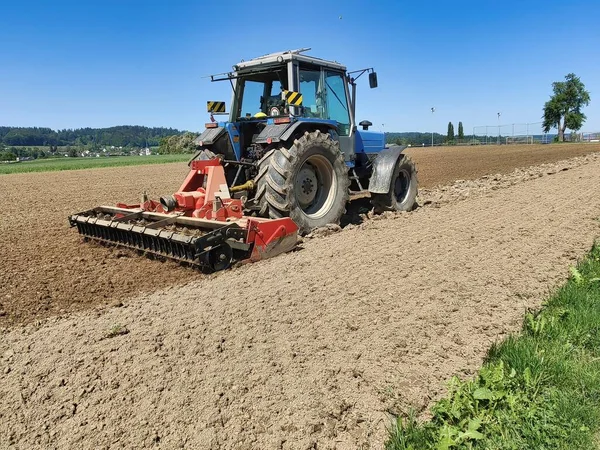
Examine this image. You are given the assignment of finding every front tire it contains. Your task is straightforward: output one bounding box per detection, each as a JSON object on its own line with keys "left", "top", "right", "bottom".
{"left": 371, "top": 155, "right": 418, "bottom": 213}
{"left": 254, "top": 130, "right": 349, "bottom": 234}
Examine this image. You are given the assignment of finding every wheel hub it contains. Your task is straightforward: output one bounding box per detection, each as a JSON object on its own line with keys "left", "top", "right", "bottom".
{"left": 292, "top": 154, "right": 337, "bottom": 220}
{"left": 295, "top": 165, "right": 318, "bottom": 207}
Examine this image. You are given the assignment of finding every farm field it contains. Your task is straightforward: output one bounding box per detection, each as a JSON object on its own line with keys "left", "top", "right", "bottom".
{"left": 0, "top": 154, "right": 191, "bottom": 174}
{"left": 404, "top": 142, "right": 600, "bottom": 187}
{"left": 0, "top": 143, "right": 596, "bottom": 326}
{"left": 1, "top": 143, "right": 600, "bottom": 448}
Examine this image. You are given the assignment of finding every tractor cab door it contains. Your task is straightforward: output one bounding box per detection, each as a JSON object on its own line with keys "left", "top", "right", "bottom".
{"left": 298, "top": 67, "right": 355, "bottom": 162}
{"left": 323, "top": 71, "right": 354, "bottom": 162}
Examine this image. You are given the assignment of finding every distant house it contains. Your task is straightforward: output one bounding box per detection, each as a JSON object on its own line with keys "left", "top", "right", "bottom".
{"left": 140, "top": 147, "right": 151, "bottom": 156}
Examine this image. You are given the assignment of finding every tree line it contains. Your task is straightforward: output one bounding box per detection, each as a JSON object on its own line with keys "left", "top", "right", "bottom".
{"left": 385, "top": 122, "right": 465, "bottom": 147}
{"left": 0, "top": 125, "right": 183, "bottom": 148}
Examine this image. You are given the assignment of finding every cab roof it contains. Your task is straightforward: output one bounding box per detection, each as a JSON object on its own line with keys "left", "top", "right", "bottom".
{"left": 234, "top": 48, "right": 347, "bottom": 72}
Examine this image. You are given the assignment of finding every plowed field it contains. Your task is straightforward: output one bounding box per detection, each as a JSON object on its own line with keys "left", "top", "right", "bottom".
{"left": 1, "top": 143, "right": 600, "bottom": 448}
{"left": 0, "top": 143, "right": 598, "bottom": 326}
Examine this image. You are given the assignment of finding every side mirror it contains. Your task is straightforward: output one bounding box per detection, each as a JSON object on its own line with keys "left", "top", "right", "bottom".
{"left": 369, "top": 72, "right": 378, "bottom": 89}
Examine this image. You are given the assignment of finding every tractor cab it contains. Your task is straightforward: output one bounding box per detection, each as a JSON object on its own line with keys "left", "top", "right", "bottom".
{"left": 206, "top": 48, "right": 377, "bottom": 165}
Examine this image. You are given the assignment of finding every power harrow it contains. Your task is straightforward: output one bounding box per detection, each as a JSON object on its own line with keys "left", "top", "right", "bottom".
{"left": 69, "top": 152, "right": 299, "bottom": 272}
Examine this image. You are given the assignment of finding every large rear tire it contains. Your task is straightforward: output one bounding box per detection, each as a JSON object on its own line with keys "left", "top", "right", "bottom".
{"left": 371, "top": 155, "right": 418, "bottom": 213}
{"left": 254, "top": 130, "right": 349, "bottom": 234}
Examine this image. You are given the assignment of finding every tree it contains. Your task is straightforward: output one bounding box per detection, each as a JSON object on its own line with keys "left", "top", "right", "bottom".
{"left": 0, "top": 151, "right": 16, "bottom": 161}
{"left": 542, "top": 73, "right": 590, "bottom": 142}
{"left": 458, "top": 122, "right": 464, "bottom": 140}
{"left": 158, "top": 132, "right": 200, "bottom": 154}
{"left": 447, "top": 122, "right": 455, "bottom": 143}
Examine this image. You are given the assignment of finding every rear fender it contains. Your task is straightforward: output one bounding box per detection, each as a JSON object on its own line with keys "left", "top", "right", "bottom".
{"left": 279, "top": 119, "right": 338, "bottom": 143}
{"left": 254, "top": 119, "right": 339, "bottom": 145}
{"left": 368, "top": 145, "right": 407, "bottom": 194}
{"left": 193, "top": 126, "right": 237, "bottom": 160}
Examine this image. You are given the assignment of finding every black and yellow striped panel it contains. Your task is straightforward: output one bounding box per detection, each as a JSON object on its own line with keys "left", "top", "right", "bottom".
{"left": 207, "top": 101, "right": 226, "bottom": 113}
{"left": 283, "top": 90, "right": 303, "bottom": 106}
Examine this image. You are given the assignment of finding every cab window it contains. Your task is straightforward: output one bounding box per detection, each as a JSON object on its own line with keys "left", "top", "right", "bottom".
{"left": 240, "top": 81, "right": 265, "bottom": 118}
{"left": 299, "top": 69, "right": 321, "bottom": 118}
{"left": 236, "top": 68, "right": 287, "bottom": 119}
{"left": 324, "top": 71, "right": 350, "bottom": 136}
{"left": 298, "top": 68, "right": 351, "bottom": 135}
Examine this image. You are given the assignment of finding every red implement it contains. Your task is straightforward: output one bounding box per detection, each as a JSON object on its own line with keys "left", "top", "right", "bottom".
{"left": 69, "top": 157, "right": 299, "bottom": 272}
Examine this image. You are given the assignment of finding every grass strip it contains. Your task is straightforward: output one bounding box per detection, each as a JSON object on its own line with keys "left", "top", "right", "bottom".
{"left": 387, "top": 242, "right": 600, "bottom": 449}
{"left": 0, "top": 154, "right": 191, "bottom": 175}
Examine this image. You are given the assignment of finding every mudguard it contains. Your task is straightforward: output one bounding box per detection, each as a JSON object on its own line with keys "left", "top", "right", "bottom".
{"left": 248, "top": 120, "right": 340, "bottom": 145}
{"left": 254, "top": 124, "right": 290, "bottom": 144}
{"left": 194, "top": 127, "right": 226, "bottom": 146}
{"left": 279, "top": 121, "right": 338, "bottom": 142}
{"left": 368, "top": 145, "right": 407, "bottom": 194}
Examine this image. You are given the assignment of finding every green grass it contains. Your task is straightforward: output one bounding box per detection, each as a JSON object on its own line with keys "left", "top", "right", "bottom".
{"left": 387, "top": 243, "right": 600, "bottom": 450}
{"left": 0, "top": 154, "right": 191, "bottom": 175}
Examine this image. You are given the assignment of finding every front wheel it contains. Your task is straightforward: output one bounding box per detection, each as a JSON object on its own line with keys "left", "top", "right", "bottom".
{"left": 371, "top": 155, "right": 418, "bottom": 213}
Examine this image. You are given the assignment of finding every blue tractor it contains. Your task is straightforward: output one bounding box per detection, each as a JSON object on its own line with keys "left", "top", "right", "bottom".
{"left": 194, "top": 48, "right": 418, "bottom": 233}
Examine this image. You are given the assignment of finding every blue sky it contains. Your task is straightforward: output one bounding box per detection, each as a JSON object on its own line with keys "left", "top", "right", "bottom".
{"left": 1, "top": 0, "right": 599, "bottom": 134}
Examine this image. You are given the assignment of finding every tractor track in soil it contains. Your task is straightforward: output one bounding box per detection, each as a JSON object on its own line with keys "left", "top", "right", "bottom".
{"left": 0, "top": 144, "right": 599, "bottom": 449}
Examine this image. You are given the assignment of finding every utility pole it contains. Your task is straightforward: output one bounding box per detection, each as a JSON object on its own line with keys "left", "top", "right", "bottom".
{"left": 497, "top": 112, "right": 501, "bottom": 144}
{"left": 431, "top": 107, "right": 435, "bottom": 147}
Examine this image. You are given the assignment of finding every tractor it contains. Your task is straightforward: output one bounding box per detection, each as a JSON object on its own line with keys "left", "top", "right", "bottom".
{"left": 196, "top": 47, "right": 418, "bottom": 233}
{"left": 69, "top": 49, "right": 417, "bottom": 271}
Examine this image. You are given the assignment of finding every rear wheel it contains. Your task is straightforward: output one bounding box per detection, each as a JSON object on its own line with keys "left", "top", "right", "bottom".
{"left": 371, "top": 155, "right": 418, "bottom": 213}
{"left": 254, "top": 130, "right": 349, "bottom": 234}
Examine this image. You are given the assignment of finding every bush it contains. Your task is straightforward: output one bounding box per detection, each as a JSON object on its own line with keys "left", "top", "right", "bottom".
{"left": 0, "top": 151, "right": 17, "bottom": 161}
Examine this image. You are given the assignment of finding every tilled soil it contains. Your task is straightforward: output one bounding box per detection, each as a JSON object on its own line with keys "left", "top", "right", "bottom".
{"left": 1, "top": 143, "right": 598, "bottom": 327}
{"left": 0, "top": 164, "right": 191, "bottom": 326}
{"left": 1, "top": 148, "right": 599, "bottom": 449}
{"left": 404, "top": 142, "right": 600, "bottom": 188}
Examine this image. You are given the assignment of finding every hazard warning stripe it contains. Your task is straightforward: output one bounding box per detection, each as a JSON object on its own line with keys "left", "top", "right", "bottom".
{"left": 283, "top": 90, "right": 303, "bottom": 106}
{"left": 207, "top": 101, "right": 226, "bottom": 113}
